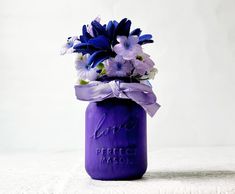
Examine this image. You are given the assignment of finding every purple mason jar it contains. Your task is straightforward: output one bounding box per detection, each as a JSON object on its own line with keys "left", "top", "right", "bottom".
{"left": 85, "top": 98, "right": 147, "bottom": 180}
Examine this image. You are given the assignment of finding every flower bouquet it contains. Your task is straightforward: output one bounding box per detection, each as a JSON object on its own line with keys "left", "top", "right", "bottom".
{"left": 61, "top": 17, "right": 160, "bottom": 180}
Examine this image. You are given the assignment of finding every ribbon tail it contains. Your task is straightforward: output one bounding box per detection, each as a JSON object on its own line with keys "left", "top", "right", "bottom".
{"left": 141, "top": 102, "right": 161, "bottom": 117}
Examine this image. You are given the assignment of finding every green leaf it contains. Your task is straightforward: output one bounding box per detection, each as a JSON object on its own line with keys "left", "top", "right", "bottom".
{"left": 79, "top": 79, "right": 89, "bottom": 85}
{"left": 100, "top": 68, "right": 106, "bottom": 75}
{"left": 96, "top": 62, "right": 107, "bottom": 76}
{"left": 96, "top": 63, "right": 104, "bottom": 70}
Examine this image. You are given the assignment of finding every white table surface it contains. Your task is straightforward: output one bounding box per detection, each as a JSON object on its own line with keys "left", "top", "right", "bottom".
{"left": 0, "top": 147, "right": 235, "bottom": 194}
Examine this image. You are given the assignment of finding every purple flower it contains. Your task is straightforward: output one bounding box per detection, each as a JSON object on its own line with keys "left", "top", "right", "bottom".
{"left": 105, "top": 55, "right": 133, "bottom": 77}
{"left": 113, "top": 35, "right": 142, "bottom": 60}
{"left": 132, "top": 53, "right": 155, "bottom": 75}
{"left": 75, "top": 54, "right": 98, "bottom": 81}
{"left": 60, "top": 36, "right": 79, "bottom": 55}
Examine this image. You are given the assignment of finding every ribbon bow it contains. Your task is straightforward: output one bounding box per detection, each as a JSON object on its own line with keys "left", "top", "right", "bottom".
{"left": 74, "top": 80, "right": 160, "bottom": 117}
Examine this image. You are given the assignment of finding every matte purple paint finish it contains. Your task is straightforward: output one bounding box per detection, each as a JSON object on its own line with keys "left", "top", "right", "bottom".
{"left": 85, "top": 98, "right": 147, "bottom": 180}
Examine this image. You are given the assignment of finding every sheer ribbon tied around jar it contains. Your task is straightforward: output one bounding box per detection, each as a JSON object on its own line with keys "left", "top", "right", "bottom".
{"left": 75, "top": 80, "right": 160, "bottom": 117}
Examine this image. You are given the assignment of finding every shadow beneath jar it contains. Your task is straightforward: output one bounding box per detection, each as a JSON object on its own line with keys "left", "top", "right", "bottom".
{"left": 142, "top": 170, "right": 235, "bottom": 181}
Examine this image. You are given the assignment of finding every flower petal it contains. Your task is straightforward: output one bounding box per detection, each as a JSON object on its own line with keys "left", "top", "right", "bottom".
{"left": 128, "top": 35, "right": 139, "bottom": 45}
{"left": 113, "top": 44, "right": 125, "bottom": 56}
{"left": 91, "top": 54, "right": 109, "bottom": 68}
{"left": 139, "top": 34, "right": 152, "bottom": 42}
{"left": 91, "top": 20, "right": 107, "bottom": 36}
{"left": 122, "top": 20, "right": 131, "bottom": 36}
{"left": 73, "top": 43, "right": 96, "bottom": 54}
{"left": 138, "top": 34, "right": 154, "bottom": 45}
{"left": 116, "top": 36, "right": 127, "bottom": 44}
{"left": 115, "top": 18, "right": 127, "bottom": 36}
{"left": 115, "top": 55, "right": 125, "bottom": 64}
{"left": 130, "top": 28, "right": 142, "bottom": 36}
{"left": 106, "top": 21, "right": 115, "bottom": 37}
{"left": 81, "top": 25, "right": 92, "bottom": 42}
{"left": 87, "top": 50, "right": 106, "bottom": 66}
{"left": 138, "top": 39, "right": 154, "bottom": 45}
{"left": 85, "top": 51, "right": 110, "bottom": 68}
{"left": 88, "top": 35, "right": 110, "bottom": 49}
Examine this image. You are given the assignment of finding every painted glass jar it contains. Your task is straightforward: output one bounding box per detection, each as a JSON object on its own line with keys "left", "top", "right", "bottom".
{"left": 85, "top": 98, "right": 147, "bottom": 180}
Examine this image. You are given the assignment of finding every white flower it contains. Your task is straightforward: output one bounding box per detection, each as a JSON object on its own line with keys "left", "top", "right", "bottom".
{"left": 75, "top": 54, "right": 98, "bottom": 81}
{"left": 148, "top": 68, "right": 158, "bottom": 79}
{"left": 60, "top": 36, "right": 79, "bottom": 55}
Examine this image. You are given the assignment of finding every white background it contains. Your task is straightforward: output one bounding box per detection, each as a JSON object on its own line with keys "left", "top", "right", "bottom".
{"left": 0, "top": 0, "right": 234, "bottom": 151}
